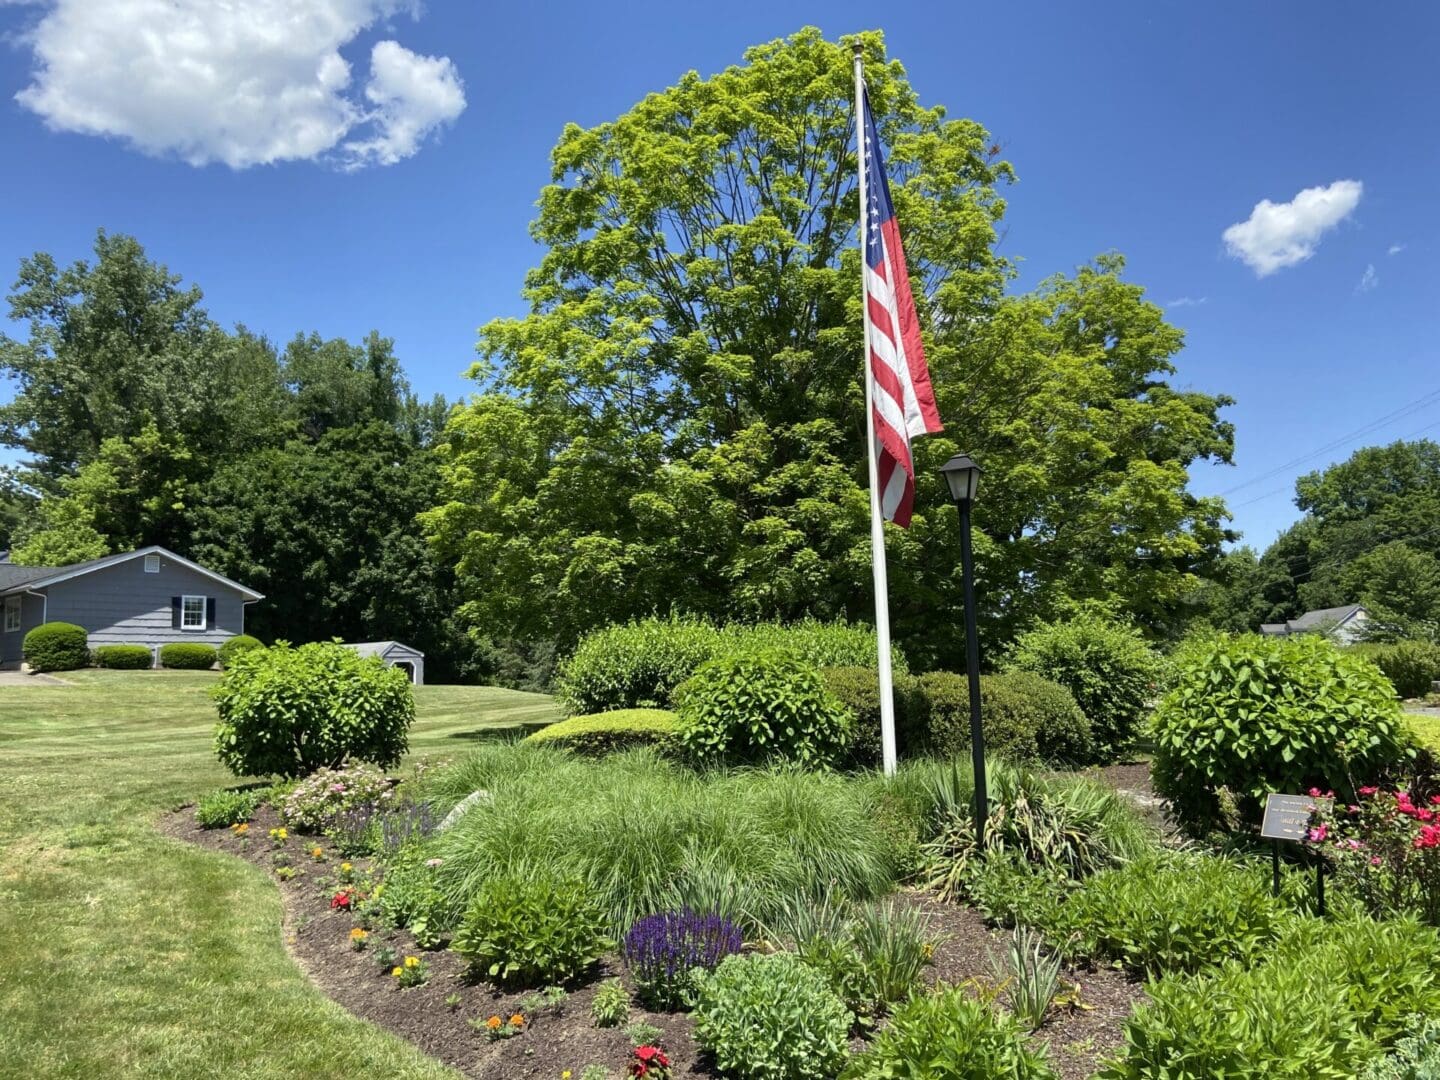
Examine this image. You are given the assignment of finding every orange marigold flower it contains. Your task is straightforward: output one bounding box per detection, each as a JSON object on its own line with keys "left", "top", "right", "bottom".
{"left": 509, "top": 1014, "right": 525, "bottom": 1027}
{"left": 485, "top": 1016, "right": 502, "bottom": 1030}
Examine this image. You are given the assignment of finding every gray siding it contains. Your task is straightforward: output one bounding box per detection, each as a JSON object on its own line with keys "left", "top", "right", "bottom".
{"left": 1, "top": 591, "right": 48, "bottom": 664}
{"left": 43, "top": 555, "right": 250, "bottom": 657}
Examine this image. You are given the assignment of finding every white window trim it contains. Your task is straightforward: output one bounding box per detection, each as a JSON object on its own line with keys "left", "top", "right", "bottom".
{"left": 144, "top": 554, "right": 160, "bottom": 573}
{"left": 3, "top": 596, "right": 20, "bottom": 633}
{"left": 181, "top": 595, "right": 207, "bottom": 631}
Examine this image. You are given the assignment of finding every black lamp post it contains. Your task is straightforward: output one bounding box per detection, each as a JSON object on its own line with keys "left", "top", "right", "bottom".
{"left": 939, "top": 453, "right": 987, "bottom": 847}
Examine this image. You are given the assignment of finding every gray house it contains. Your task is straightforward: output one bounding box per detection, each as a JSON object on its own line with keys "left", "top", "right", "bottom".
{"left": 0, "top": 545, "right": 263, "bottom": 666}
{"left": 343, "top": 641, "right": 425, "bottom": 685}
{"left": 1260, "top": 603, "right": 1371, "bottom": 645}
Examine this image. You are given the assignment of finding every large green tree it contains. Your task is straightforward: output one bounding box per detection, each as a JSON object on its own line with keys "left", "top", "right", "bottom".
{"left": 423, "top": 29, "right": 1234, "bottom": 668}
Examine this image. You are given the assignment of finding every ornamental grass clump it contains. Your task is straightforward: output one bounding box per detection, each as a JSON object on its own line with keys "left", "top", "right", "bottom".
{"left": 622, "top": 909, "right": 743, "bottom": 1010}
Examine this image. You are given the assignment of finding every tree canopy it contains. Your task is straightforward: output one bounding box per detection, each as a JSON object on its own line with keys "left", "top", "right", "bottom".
{"left": 422, "top": 28, "right": 1234, "bottom": 667}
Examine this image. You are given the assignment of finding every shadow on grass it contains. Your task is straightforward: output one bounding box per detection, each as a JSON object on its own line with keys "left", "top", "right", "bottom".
{"left": 444, "top": 721, "right": 551, "bottom": 743}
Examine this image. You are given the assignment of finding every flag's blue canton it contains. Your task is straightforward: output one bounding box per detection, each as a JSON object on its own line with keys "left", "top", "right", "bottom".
{"left": 861, "top": 91, "right": 895, "bottom": 270}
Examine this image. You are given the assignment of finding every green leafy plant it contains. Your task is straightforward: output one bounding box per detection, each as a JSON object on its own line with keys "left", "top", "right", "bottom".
{"left": 159, "top": 642, "right": 218, "bottom": 670}
{"left": 194, "top": 787, "right": 264, "bottom": 828}
{"left": 212, "top": 640, "right": 414, "bottom": 778}
{"left": 692, "top": 952, "right": 850, "bottom": 1080}
{"left": 1152, "top": 632, "right": 1412, "bottom": 833}
{"left": 519, "top": 985, "right": 568, "bottom": 1015}
{"left": 22, "top": 621, "right": 89, "bottom": 672}
{"left": 624, "top": 1020, "right": 662, "bottom": 1047}
{"left": 523, "top": 709, "right": 679, "bottom": 755}
{"left": 1005, "top": 611, "right": 1165, "bottom": 761}
{"left": 1054, "top": 852, "right": 1293, "bottom": 976}
{"left": 579, "top": 1067, "right": 612, "bottom": 1080}
{"left": 990, "top": 926, "right": 1062, "bottom": 1032}
{"left": 451, "top": 875, "right": 612, "bottom": 987}
{"left": 556, "top": 617, "right": 905, "bottom": 716}
{"left": 674, "top": 647, "right": 851, "bottom": 768}
{"left": 218, "top": 633, "right": 264, "bottom": 668}
{"left": 591, "top": 977, "right": 630, "bottom": 1028}
{"left": 93, "top": 643, "right": 153, "bottom": 669}
{"left": 963, "top": 853, "right": 1070, "bottom": 928}
{"left": 848, "top": 901, "right": 937, "bottom": 1012}
{"left": 841, "top": 984, "right": 1057, "bottom": 1079}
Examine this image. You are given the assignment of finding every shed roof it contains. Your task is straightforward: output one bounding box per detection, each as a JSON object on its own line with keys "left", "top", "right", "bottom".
{"left": 344, "top": 641, "right": 425, "bottom": 659}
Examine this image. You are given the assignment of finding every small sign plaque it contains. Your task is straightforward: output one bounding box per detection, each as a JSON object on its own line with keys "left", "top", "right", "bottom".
{"left": 1260, "top": 793, "right": 1331, "bottom": 842}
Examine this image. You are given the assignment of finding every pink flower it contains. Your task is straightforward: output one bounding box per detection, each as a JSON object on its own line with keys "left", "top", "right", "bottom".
{"left": 1308, "top": 825, "right": 1328, "bottom": 842}
{"left": 1371, "top": 856, "right": 1384, "bottom": 866}
{"left": 1359, "top": 786, "right": 1379, "bottom": 796}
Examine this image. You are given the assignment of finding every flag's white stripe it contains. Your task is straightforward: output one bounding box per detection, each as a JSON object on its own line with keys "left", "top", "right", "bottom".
{"left": 880, "top": 452, "right": 909, "bottom": 517}
{"left": 865, "top": 260, "right": 927, "bottom": 439}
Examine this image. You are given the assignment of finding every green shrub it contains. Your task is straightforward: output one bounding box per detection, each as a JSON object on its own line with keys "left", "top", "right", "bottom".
{"left": 821, "top": 666, "right": 928, "bottom": 766}
{"left": 921, "top": 671, "right": 1094, "bottom": 766}
{"left": 692, "top": 952, "right": 850, "bottom": 1080}
{"left": 1361, "top": 1016, "right": 1440, "bottom": 1080}
{"left": 963, "top": 853, "right": 1071, "bottom": 929}
{"left": 22, "top": 621, "right": 88, "bottom": 672}
{"left": 1152, "top": 633, "right": 1412, "bottom": 833}
{"left": 1054, "top": 853, "right": 1294, "bottom": 976}
{"left": 425, "top": 745, "right": 901, "bottom": 936}
{"left": 590, "top": 977, "right": 630, "bottom": 1028}
{"left": 842, "top": 985, "right": 1057, "bottom": 1080}
{"left": 450, "top": 875, "right": 611, "bottom": 987}
{"left": 1006, "top": 612, "right": 1164, "bottom": 760}
{"left": 556, "top": 616, "right": 903, "bottom": 715}
{"left": 675, "top": 648, "right": 851, "bottom": 768}
{"left": 212, "top": 640, "right": 414, "bottom": 778}
{"left": 1353, "top": 641, "right": 1440, "bottom": 699}
{"left": 218, "top": 634, "right": 264, "bottom": 668}
{"left": 377, "top": 844, "right": 456, "bottom": 935}
{"left": 195, "top": 787, "right": 264, "bottom": 828}
{"left": 523, "top": 709, "right": 678, "bottom": 755}
{"left": 160, "top": 642, "right": 218, "bottom": 669}
{"left": 1101, "top": 915, "right": 1440, "bottom": 1080}
{"left": 93, "top": 644, "right": 153, "bottom": 669}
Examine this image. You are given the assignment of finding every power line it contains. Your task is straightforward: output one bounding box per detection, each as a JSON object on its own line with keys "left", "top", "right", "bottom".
{"left": 1219, "top": 385, "right": 1440, "bottom": 497}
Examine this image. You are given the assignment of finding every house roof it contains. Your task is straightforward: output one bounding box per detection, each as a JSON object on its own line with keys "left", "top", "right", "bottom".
{"left": 1287, "top": 604, "right": 1366, "bottom": 632}
{"left": 0, "top": 545, "right": 263, "bottom": 601}
{"left": 344, "top": 641, "right": 425, "bottom": 659}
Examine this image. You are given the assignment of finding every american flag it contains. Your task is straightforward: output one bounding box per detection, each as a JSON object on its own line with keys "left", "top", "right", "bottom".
{"left": 859, "top": 88, "right": 943, "bottom": 527}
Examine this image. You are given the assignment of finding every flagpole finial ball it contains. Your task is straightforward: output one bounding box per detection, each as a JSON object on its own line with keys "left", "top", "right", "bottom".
{"left": 853, "top": 42, "right": 864, "bottom": 59}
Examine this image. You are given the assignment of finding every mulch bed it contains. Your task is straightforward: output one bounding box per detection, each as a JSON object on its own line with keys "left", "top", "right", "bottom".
{"left": 161, "top": 804, "right": 1146, "bottom": 1079}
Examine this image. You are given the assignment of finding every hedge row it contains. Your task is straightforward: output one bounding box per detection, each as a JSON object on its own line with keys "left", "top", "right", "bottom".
{"left": 20, "top": 621, "right": 259, "bottom": 673}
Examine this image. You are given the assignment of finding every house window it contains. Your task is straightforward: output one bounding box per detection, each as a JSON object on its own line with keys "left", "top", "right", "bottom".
{"left": 144, "top": 554, "right": 160, "bottom": 573}
{"left": 181, "top": 595, "right": 207, "bottom": 630}
{"left": 3, "top": 597, "right": 19, "bottom": 633}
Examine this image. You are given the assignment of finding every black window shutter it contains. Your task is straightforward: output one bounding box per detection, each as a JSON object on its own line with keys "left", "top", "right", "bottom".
{"left": 171, "top": 597, "right": 181, "bottom": 629}
{"left": 207, "top": 597, "right": 217, "bottom": 628}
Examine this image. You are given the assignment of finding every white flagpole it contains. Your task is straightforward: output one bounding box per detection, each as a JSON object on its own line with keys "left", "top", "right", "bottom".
{"left": 854, "top": 44, "right": 899, "bottom": 777}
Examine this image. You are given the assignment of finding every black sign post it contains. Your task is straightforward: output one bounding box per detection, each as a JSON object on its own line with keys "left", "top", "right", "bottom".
{"left": 1260, "top": 793, "right": 1330, "bottom": 915}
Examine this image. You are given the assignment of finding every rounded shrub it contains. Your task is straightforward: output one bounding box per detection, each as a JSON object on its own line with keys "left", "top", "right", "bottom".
{"left": 93, "top": 643, "right": 154, "bottom": 670}
{"left": 159, "top": 642, "right": 218, "bottom": 670}
{"left": 523, "top": 709, "right": 678, "bottom": 755}
{"left": 1152, "top": 632, "right": 1411, "bottom": 834}
{"left": 218, "top": 634, "right": 265, "bottom": 668}
{"left": 920, "top": 671, "right": 1094, "bottom": 766}
{"left": 556, "top": 616, "right": 905, "bottom": 716}
{"left": 675, "top": 648, "right": 852, "bottom": 768}
{"left": 22, "top": 621, "right": 89, "bottom": 672}
{"left": 212, "top": 640, "right": 415, "bottom": 778}
{"left": 1352, "top": 640, "right": 1440, "bottom": 700}
{"left": 451, "top": 875, "right": 612, "bottom": 987}
{"left": 842, "top": 985, "right": 1056, "bottom": 1080}
{"left": 821, "top": 666, "right": 928, "bottom": 766}
{"left": 692, "top": 951, "right": 850, "bottom": 1080}
{"left": 1005, "top": 613, "right": 1164, "bottom": 760}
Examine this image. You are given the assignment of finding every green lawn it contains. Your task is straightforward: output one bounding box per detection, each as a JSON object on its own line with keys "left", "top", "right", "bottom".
{"left": 0, "top": 669, "right": 560, "bottom": 1079}
{"left": 1408, "top": 712, "right": 1440, "bottom": 753}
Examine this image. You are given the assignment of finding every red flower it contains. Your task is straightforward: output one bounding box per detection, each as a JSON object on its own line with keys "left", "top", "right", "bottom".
{"left": 330, "top": 890, "right": 352, "bottom": 910}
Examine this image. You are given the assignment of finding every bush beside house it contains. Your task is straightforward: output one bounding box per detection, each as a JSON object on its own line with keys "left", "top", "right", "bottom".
{"left": 22, "top": 621, "right": 89, "bottom": 672}
{"left": 160, "top": 642, "right": 219, "bottom": 670}
{"left": 93, "top": 644, "right": 154, "bottom": 669}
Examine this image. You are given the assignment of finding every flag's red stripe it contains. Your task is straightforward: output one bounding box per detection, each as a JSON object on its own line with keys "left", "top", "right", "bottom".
{"left": 881, "top": 220, "right": 942, "bottom": 433}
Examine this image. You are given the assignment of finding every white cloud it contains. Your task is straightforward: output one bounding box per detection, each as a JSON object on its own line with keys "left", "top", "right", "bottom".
{"left": 11, "top": 0, "right": 465, "bottom": 169}
{"left": 1222, "top": 179, "right": 1363, "bottom": 276}
{"left": 1388, "top": 243, "right": 1406, "bottom": 256}
{"left": 1166, "top": 296, "right": 1208, "bottom": 308}
{"left": 1356, "top": 264, "right": 1378, "bottom": 293}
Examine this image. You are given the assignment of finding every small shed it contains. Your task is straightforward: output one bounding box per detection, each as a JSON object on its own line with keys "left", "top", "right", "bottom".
{"left": 344, "top": 641, "right": 425, "bottom": 685}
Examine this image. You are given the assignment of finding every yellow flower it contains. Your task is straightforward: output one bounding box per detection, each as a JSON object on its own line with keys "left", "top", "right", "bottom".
{"left": 485, "top": 1016, "right": 502, "bottom": 1030}
{"left": 563, "top": 1073, "right": 572, "bottom": 1080}
{"left": 349, "top": 928, "right": 367, "bottom": 941}
{"left": 275, "top": 827, "right": 288, "bottom": 840}
{"left": 340, "top": 862, "right": 352, "bottom": 873}
{"left": 404, "top": 955, "right": 420, "bottom": 968}
{"left": 508, "top": 1013, "right": 525, "bottom": 1027}
{"left": 391, "top": 967, "right": 403, "bottom": 977}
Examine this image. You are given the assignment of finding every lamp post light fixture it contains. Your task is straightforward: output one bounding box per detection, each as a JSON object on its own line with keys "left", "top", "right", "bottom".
{"left": 938, "top": 453, "right": 987, "bottom": 847}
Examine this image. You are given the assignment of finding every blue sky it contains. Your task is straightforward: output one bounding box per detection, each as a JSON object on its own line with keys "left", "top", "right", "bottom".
{"left": 1, "top": 1, "right": 1437, "bottom": 550}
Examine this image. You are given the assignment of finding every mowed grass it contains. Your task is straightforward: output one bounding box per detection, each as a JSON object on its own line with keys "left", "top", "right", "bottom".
{"left": 0, "top": 669, "right": 560, "bottom": 1080}
{"left": 1408, "top": 712, "right": 1440, "bottom": 753}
